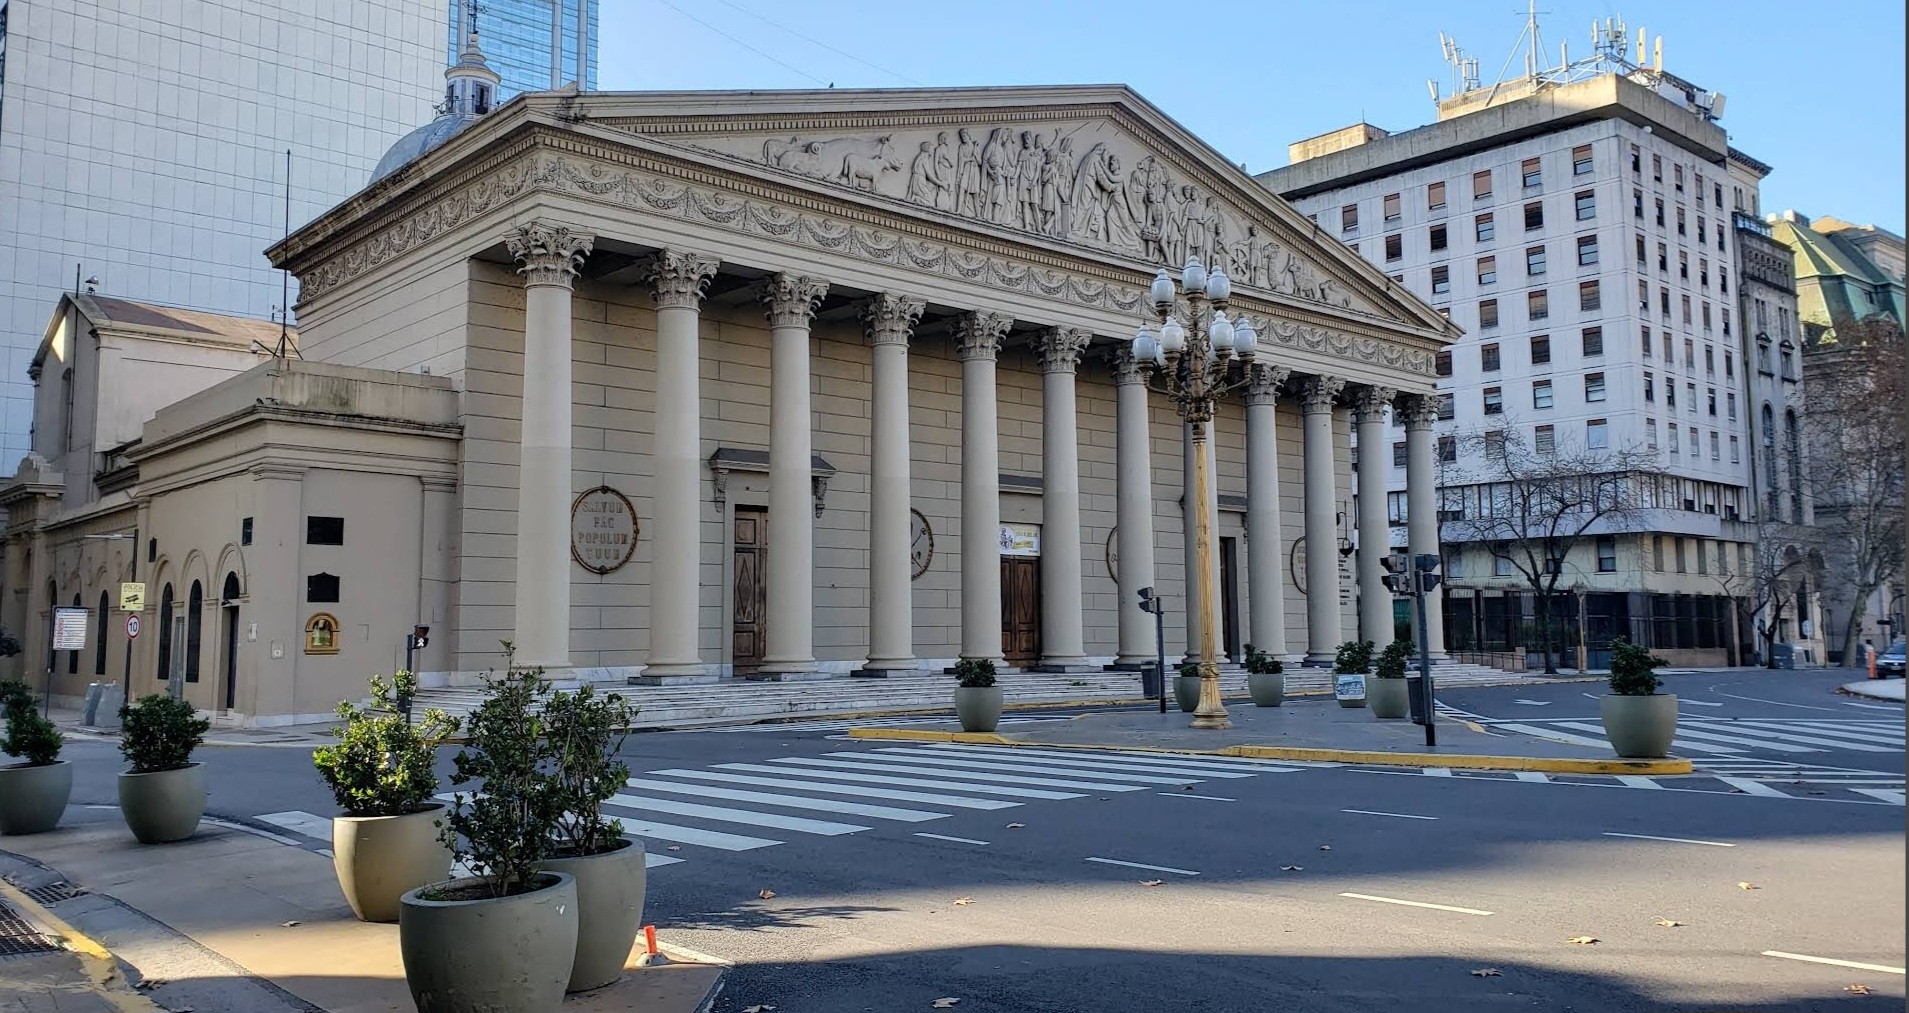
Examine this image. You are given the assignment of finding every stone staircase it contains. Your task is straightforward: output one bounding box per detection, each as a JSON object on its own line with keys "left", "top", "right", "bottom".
{"left": 404, "top": 660, "right": 1547, "bottom": 730}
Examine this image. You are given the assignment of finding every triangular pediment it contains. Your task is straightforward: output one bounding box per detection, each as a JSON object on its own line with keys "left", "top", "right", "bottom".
{"left": 569, "top": 87, "right": 1449, "bottom": 336}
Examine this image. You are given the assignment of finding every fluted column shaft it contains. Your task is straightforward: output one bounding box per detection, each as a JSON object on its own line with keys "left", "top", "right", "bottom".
{"left": 1402, "top": 395, "right": 1448, "bottom": 659}
{"left": 1354, "top": 386, "right": 1397, "bottom": 646}
{"left": 644, "top": 250, "right": 719, "bottom": 676}
{"left": 1035, "top": 327, "right": 1092, "bottom": 668}
{"left": 1301, "top": 376, "right": 1346, "bottom": 663}
{"left": 1111, "top": 350, "right": 1157, "bottom": 666}
{"left": 505, "top": 222, "right": 592, "bottom": 668}
{"left": 757, "top": 275, "right": 830, "bottom": 675}
{"left": 957, "top": 311, "right": 1012, "bottom": 662}
{"left": 863, "top": 294, "right": 925, "bottom": 672}
{"left": 1246, "top": 364, "right": 1291, "bottom": 657}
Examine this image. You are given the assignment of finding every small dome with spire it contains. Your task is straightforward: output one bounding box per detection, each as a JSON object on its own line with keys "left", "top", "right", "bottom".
{"left": 370, "top": 19, "right": 500, "bottom": 184}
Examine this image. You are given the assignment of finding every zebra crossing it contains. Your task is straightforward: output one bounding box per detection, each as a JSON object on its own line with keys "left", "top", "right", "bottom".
{"left": 702, "top": 715, "right": 1073, "bottom": 734}
{"left": 1362, "top": 757, "right": 1905, "bottom": 804}
{"left": 1475, "top": 715, "right": 1906, "bottom": 757}
{"left": 255, "top": 744, "right": 1308, "bottom": 873}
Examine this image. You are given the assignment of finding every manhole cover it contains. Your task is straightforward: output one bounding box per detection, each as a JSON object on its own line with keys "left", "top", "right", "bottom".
{"left": 0, "top": 902, "right": 58, "bottom": 956}
{"left": 23, "top": 882, "right": 84, "bottom": 905}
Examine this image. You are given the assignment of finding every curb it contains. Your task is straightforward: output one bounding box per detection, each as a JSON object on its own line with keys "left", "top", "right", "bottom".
{"left": 1839, "top": 681, "right": 1906, "bottom": 703}
{"left": 843, "top": 726, "right": 1695, "bottom": 775}
{"left": 0, "top": 876, "right": 164, "bottom": 1013}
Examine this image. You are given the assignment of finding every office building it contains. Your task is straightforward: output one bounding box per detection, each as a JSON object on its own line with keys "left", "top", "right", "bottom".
{"left": 450, "top": 0, "right": 596, "bottom": 100}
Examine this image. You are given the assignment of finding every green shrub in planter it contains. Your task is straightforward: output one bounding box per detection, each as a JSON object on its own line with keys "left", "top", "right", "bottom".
{"left": 952, "top": 658, "right": 997, "bottom": 689}
{"left": 1601, "top": 637, "right": 1677, "bottom": 758}
{"left": 541, "top": 685, "right": 645, "bottom": 991}
{"left": 1368, "top": 640, "right": 1413, "bottom": 718}
{"left": 1242, "top": 645, "right": 1282, "bottom": 676}
{"left": 435, "top": 658, "right": 564, "bottom": 900}
{"left": 1, "top": 679, "right": 69, "bottom": 835}
{"left": 952, "top": 658, "right": 1002, "bottom": 731}
{"left": 1243, "top": 645, "right": 1284, "bottom": 708}
{"left": 1331, "top": 640, "right": 1375, "bottom": 675}
{"left": 2, "top": 679, "right": 62, "bottom": 766}
{"left": 116, "top": 694, "right": 210, "bottom": 843}
{"left": 1373, "top": 640, "right": 1411, "bottom": 680}
{"left": 1607, "top": 637, "right": 1668, "bottom": 696}
{"left": 119, "top": 695, "right": 209, "bottom": 774}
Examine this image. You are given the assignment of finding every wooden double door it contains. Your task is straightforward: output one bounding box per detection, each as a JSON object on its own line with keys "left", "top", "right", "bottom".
{"left": 1001, "top": 556, "right": 1041, "bottom": 667}
{"left": 732, "top": 507, "right": 768, "bottom": 674}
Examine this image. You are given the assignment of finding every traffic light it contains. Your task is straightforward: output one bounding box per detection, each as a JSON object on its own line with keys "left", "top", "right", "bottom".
{"left": 1414, "top": 553, "right": 1443, "bottom": 593}
{"left": 1380, "top": 553, "right": 1411, "bottom": 595}
{"left": 1137, "top": 586, "right": 1160, "bottom": 614}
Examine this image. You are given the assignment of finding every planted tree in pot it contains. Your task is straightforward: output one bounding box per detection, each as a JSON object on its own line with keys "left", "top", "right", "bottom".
{"left": 1368, "top": 640, "right": 1412, "bottom": 719}
{"left": 401, "top": 650, "right": 576, "bottom": 1013}
{"left": 117, "top": 694, "right": 210, "bottom": 844}
{"left": 1173, "top": 661, "right": 1203, "bottom": 713}
{"left": 1332, "top": 640, "right": 1374, "bottom": 709}
{"left": 1601, "top": 637, "right": 1677, "bottom": 758}
{"left": 1243, "top": 646, "right": 1284, "bottom": 707}
{"left": 539, "top": 684, "right": 644, "bottom": 993}
{"left": 0, "top": 679, "right": 70, "bottom": 835}
{"left": 952, "top": 658, "right": 1002, "bottom": 732}
{"left": 314, "top": 670, "right": 459, "bottom": 923}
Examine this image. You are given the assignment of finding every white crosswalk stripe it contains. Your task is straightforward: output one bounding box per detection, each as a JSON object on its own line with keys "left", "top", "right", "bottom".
{"left": 1372, "top": 754, "right": 1904, "bottom": 804}
{"left": 1490, "top": 716, "right": 1906, "bottom": 756}
{"left": 706, "top": 715, "right": 1072, "bottom": 734}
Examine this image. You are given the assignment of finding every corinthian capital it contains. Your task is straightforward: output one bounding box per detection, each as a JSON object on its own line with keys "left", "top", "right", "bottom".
{"left": 762, "top": 274, "right": 830, "bottom": 328}
{"left": 862, "top": 292, "right": 926, "bottom": 347}
{"left": 505, "top": 222, "right": 594, "bottom": 288}
{"left": 1034, "top": 326, "right": 1093, "bottom": 374}
{"left": 1246, "top": 362, "right": 1291, "bottom": 406}
{"left": 953, "top": 310, "right": 1013, "bottom": 362}
{"left": 1351, "top": 385, "right": 1396, "bottom": 423}
{"left": 1299, "top": 375, "right": 1345, "bottom": 414}
{"left": 1399, "top": 393, "right": 1441, "bottom": 430}
{"left": 641, "top": 249, "right": 720, "bottom": 309}
{"left": 1108, "top": 346, "right": 1147, "bottom": 386}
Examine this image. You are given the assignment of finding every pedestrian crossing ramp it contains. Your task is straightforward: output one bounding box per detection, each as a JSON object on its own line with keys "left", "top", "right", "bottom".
{"left": 258, "top": 744, "right": 1310, "bottom": 874}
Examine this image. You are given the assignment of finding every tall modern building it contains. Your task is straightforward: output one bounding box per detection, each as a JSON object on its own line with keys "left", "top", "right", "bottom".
{"left": 0, "top": 0, "right": 444, "bottom": 467}
{"left": 1258, "top": 30, "right": 1782, "bottom": 667}
{"left": 448, "top": 0, "right": 596, "bottom": 100}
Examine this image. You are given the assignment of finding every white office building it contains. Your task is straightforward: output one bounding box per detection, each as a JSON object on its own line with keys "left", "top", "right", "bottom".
{"left": 0, "top": 0, "right": 444, "bottom": 465}
{"left": 1259, "top": 44, "right": 1773, "bottom": 667}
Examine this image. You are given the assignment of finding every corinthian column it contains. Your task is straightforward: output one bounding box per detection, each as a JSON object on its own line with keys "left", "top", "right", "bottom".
{"left": 1402, "top": 394, "right": 1448, "bottom": 659}
{"left": 755, "top": 273, "right": 830, "bottom": 678}
{"left": 956, "top": 311, "right": 1012, "bottom": 662}
{"left": 1110, "top": 349, "right": 1157, "bottom": 667}
{"left": 1300, "top": 375, "right": 1346, "bottom": 663}
{"left": 504, "top": 222, "right": 592, "bottom": 668}
{"left": 1245, "top": 362, "right": 1291, "bottom": 658}
{"left": 1033, "top": 326, "right": 1093, "bottom": 670}
{"left": 1181, "top": 417, "right": 1220, "bottom": 663}
{"left": 643, "top": 249, "right": 719, "bottom": 678}
{"left": 862, "top": 293, "right": 925, "bottom": 674}
{"left": 1353, "top": 385, "right": 1397, "bottom": 646}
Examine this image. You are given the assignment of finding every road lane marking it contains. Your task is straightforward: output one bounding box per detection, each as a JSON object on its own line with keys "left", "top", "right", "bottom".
{"left": 645, "top": 854, "right": 685, "bottom": 868}
{"left": 1761, "top": 951, "right": 1905, "bottom": 974}
{"left": 621, "top": 777, "right": 948, "bottom": 822}
{"left": 923, "top": 743, "right": 1276, "bottom": 776}
{"left": 1424, "top": 767, "right": 1454, "bottom": 777}
{"left": 1852, "top": 788, "right": 1907, "bottom": 805}
{"left": 1341, "top": 808, "right": 1439, "bottom": 820}
{"left": 1601, "top": 832, "right": 1735, "bottom": 847}
{"left": 1842, "top": 700, "right": 1905, "bottom": 711}
{"left": 1085, "top": 857, "right": 1200, "bottom": 876}
{"left": 603, "top": 793, "right": 870, "bottom": 835}
{"left": 913, "top": 832, "right": 990, "bottom": 846}
{"left": 650, "top": 768, "right": 1020, "bottom": 810}
{"left": 1161, "top": 793, "right": 1235, "bottom": 802}
{"left": 1712, "top": 691, "right": 1843, "bottom": 712}
{"left": 1716, "top": 777, "right": 1791, "bottom": 798}
{"left": 1491, "top": 722, "right": 1618, "bottom": 749}
{"left": 1550, "top": 721, "right": 1751, "bottom": 755}
{"left": 1614, "top": 775, "right": 1666, "bottom": 789}
{"left": 871, "top": 748, "right": 1202, "bottom": 785}
{"left": 606, "top": 817, "right": 783, "bottom": 851}
{"left": 737, "top": 760, "right": 1084, "bottom": 799}
{"left": 824, "top": 752, "right": 1158, "bottom": 790}
{"left": 1514, "top": 772, "right": 1551, "bottom": 783}
{"left": 1338, "top": 892, "right": 1492, "bottom": 916}
{"left": 1682, "top": 699, "right": 1725, "bottom": 707}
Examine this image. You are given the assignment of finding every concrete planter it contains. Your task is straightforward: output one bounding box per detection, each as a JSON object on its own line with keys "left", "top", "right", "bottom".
{"left": 332, "top": 803, "right": 453, "bottom": 923}
{"left": 540, "top": 837, "right": 646, "bottom": 992}
{"left": 0, "top": 760, "right": 72, "bottom": 835}
{"left": 1601, "top": 694, "right": 1679, "bottom": 758}
{"left": 117, "top": 762, "right": 205, "bottom": 844}
{"left": 953, "top": 686, "right": 1003, "bottom": 732}
{"left": 1368, "top": 678, "right": 1410, "bottom": 719}
{"left": 1246, "top": 673, "right": 1284, "bottom": 707}
{"left": 1173, "top": 676, "right": 1202, "bottom": 713}
{"left": 400, "top": 872, "right": 578, "bottom": 1013}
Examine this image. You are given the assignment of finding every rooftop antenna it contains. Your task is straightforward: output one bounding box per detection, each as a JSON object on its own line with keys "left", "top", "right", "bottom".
{"left": 1437, "top": 32, "right": 1481, "bottom": 99}
{"left": 258, "top": 148, "right": 301, "bottom": 360}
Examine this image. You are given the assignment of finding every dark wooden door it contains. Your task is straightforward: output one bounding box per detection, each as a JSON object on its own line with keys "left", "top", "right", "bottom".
{"left": 1001, "top": 557, "right": 1041, "bottom": 666}
{"left": 1220, "top": 536, "right": 1241, "bottom": 662}
{"left": 732, "top": 507, "right": 768, "bottom": 674}
{"left": 222, "top": 606, "right": 239, "bottom": 709}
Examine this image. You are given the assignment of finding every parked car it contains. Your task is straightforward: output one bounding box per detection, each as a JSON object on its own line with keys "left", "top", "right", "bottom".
{"left": 1877, "top": 641, "right": 1905, "bottom": 678}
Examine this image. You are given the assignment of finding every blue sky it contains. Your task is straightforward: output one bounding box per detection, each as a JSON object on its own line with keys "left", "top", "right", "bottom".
{"left": 600, "top": 0, "right": 1906, "bottom": 230}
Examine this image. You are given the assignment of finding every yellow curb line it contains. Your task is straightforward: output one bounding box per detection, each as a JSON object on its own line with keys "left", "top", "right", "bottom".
{"left": 0, "top": 878, "right": 164, "bottom": 1012}
{"left": 843, "top": 727, "right": 1693, "bottom": 775}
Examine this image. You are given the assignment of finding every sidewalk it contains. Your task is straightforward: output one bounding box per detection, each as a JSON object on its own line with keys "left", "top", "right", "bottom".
{"left": 0, "top": 810, "right": 724, "bottom": 1013}
{"left": 1842, "top": 679, "right": 1907, "bottom": 702}
{"left": 850, "top": 691, "right": 1692, "bottom": 774}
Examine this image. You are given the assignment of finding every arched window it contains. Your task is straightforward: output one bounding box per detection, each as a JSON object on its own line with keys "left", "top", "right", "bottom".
{"left": 96, "top": 591, "right": 109, "bottom": 675}
{"left": 1784, "top": 408, "right": 1804, "bottom": 520}
{"left": 185, "top": 581, "right": 204, "bottom": 683}
{"left": 157, "top": 583, "right": 175, "bottom": 684}
{"left": 68, "top": 593, "right": 81, "bottom": 674}
{"left": 1760, "top": 403, "right": 1780, "bottom": 515}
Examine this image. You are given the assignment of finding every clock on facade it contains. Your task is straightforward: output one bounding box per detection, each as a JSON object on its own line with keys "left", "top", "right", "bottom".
{"left": 910, "top": 509, "right": 934, "bottom": 579}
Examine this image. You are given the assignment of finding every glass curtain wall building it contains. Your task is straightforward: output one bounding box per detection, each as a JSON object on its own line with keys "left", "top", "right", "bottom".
{"left": 448, "top": 0, "right": 596, "bottom": 100}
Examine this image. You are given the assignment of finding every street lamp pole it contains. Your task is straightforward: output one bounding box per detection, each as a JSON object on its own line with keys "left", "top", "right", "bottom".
{"left": 1131, "top": 256, "right": 1262, "bottom": 730}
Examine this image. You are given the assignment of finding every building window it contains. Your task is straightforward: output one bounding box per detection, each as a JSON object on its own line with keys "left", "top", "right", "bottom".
{"left": 1384, "top": 233, "right": 1402, "bottom": 261}
{"left": 1669, "top": 422, "right": 1679, "bottom": 453}
{"left": 1646, "top": 419, "right": 1658, "bottom": 449}
{"left": 1701, "top": 302, "right": 1712, "bottom": 331}
{"left": 1526, "top": 246, "right": 1547, "bottom": 276}
{"left": 1657, "top": 242, "right": 1668, "bottom": 273}
{"left": 1666, "top": 383, "right": 1676, "bottom": 410}
{"left": 1726, "top": 392, "right": 1736, "bottom": 420}
{"left": 1697, "top": 213, "right": 1706, "bottom": 240}
{"left": 1730, "top": 434, "right": 1740, "bottom": 462}
{"left": 1707, "top": 387, "right": 1717, "bottom": 416}
{"left": 185, "top": 581, "right": 203, "bottom": 683}
{"left": 1720, "top": 267, "right": 1728, "bottom": 294}
{"left": 1676, "top": 205, "right": 1686, "bottom": 236}
{"left": 1576, "top": 235, "right": 1598, "bottom": 265}
{"left": 1435, "top": 350, "right": 1452, "bottom": 377}
{"left": 1709, "top": 431, "right": 1720, "bottom": 460}
{"left": 1574, "top": 190, "right": 1596, "bottom": 220}
{"left": 1437, "top": 394, "right": 1455, "bottom": 421}
{"left": 1652, "top": 154, "right": 1663, "bottom": 182}
{"left": 1673, "top": 163, "right": 1684, "bottom": 192}
{"left": 1572, "top": 144, "right": 1594, "bottom": 176}
{"left": 1428, "top": 181, "right": 1447, "bottom": 210}
{"left": 1686, "top": 381, "right": 1696, "bottom": 413}
{"left": 1704, "top": 345, "right": 1715, "bottom": 376}
{"left": 1724, "top": 351, "right": 1734, "bottom": 378}
{"left": 1652, "top": 535, "right": 1665, "bottom": 570}
{"left": 1684, "top": 339, "right": 1695, "bottom": 369}
{"left": 1527, "top": 289, "right": 1549, "bottom": 320}
{"left": 1482, "top": 386, "right": 1504, "bottom": 415}
{"left": 1524, "top": 201, "right": 1544, "bottom": 230}
{"left": 1530, "top": 334, "right": 1551, "bottom": 364}
{"left": 1534, "top": 424, "right": 1556, "bottom": 454}
{"left": 1654, "top": 198, "right": 1665, "bottom": 226}
{"left": 1674, "top": 537, "right": 1687, "bottom": 573}
{"left": 1493, "top": 546, "right": 1516, "bottom": 576}
{"left": 1660, "top": 287, "right": 1671, "bottom": 316}
{"left": 307, "top": 572, "right": 341, "bottom": 603}
{"left": 1430, "top": 265, "right": 1451, "bottom": 294}
{"left": 1341, "top": 204, "right": 1358, "bottom": 232}
{"left": 1533, "top": 380, "right": 1554, "bottom": 409}
{"left": 157, "top": 584, "right": 175, "bottom": 684}
{"left": 1579, "top": 281, "right": 1601, "bottom": 312}
{"left": 1581, "top": 326, "right": 1603, "bottom": 356}
{"left": 1383, "top": 192, "right": 1401, "bottom": 221}
{"left": 1641, "top": 325, "right": 1651, "bottom": 357}
{"left": 1688, "top": 426, "right": 1698, "bottom": 455}
{"left": 1522, "top": 157, "right": 1542, "bottom": 189}
{"left": 1476, "top": 256, "right": 1497, "bottom": 285}
{"left": 1596, "top": 536, "right": 1617, "bottom": 573}
{"left": 1484, "top": 430, "right": 1506, "bottom": 460}
{"left": 1633, "top": 188, "right": 1644, "bottom": 219}
{"left": 1437, "top": 436, "right": 1457, "bottom": 463}
{"left": 1678, "top": 250, "right": 1689, "bottom": 280}
{"left": 1644, "top": 372, "right": 1655, "bottom": 401}
{"left": 1392, "top": 442, "right": 1407, "bottom": 468}
{"left": 1634, "top": 233, "right": 1647, "bottom": 267}
{"left": 1584, "top": 372, "right": 1607, "bottom": 402}
{"left": 1696, "top": 539, "right": 1707, "bottom": 575}
{"left": 1587, "top": 419, "right": 1609, "bottom": 449}
{"left": 95, "top": 591, "right": 110, "bottom": 676}
{"left": 1475, "top": 213, "right": 1495, "bottom": 242}
{"left": 1430, "top": 224, "right": 1448, "bottom": 252}
{"left": 241, "top": 517, "right": 253, "bottom": 546}
{"left": 1478, "top": 299, "right": 1499, "bottom": 328}
{"left": 1639, "top": 280, "right": 1650, "bottom": 311}
{"left": 1481, "top": 343, "right": 1501, "bottom": 372}
{"left": 1699, "top": 257, "right": 1709, "bottom": 287}
{"left": 307, "top": 516, "right": 345, "bottom": 545}
{"left": 1630, "top": 144, "right": 1641, "bottom": 176}
{"left": 1681, "top": 294, "right": 1692, "bottom": 324}
{"left": 1473, "top": 169, "right": 1492, "bottom": 200}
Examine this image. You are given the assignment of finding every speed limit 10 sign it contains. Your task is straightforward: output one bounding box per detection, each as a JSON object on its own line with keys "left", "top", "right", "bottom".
{"left": 126, "top": 614, "right": 141, "bottom": 639}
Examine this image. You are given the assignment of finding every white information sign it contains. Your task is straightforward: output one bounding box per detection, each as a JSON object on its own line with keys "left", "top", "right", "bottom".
{"left": 1333, "top": 673, "right": 1368, "bottom": 702}
{"left": 52, "top": 607, "right": 89, "bottom": 651}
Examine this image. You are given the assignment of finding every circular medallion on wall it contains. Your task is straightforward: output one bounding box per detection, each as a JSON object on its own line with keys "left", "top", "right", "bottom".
{"left": 1290, "top": 536, "right": 1308, "bottom": 596}
{"left": 910, "top": 509, "right": 934, "bottom": 579}
{"left": 1105, "top": 527, "right": 1120, "bottom": 583}
{"left": 571, "top": 486, "right": 639, "bottom": 575}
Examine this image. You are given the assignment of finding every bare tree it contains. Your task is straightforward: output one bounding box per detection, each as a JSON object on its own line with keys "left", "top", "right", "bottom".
{"left": 1804, "top": 318, "right": 1906, "bottom": 661}
{"left": 1710, "top": 525, "right": 1811, "bottom": 668}
{"left": 1440, "top": 421, "right": 1651, "bottom": 673}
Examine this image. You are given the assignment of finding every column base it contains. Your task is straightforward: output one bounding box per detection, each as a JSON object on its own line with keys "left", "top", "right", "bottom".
{"left": 1302, "top": 653, "right": 1337, "bottom": 667}
{"left": 857, "top": 658, "right": 918, "bottom": 678}
{"left": 1031, "top": 661, "right": 1099, "bottom": 673}
{"left": 1104, "top": 660, "right": 1149, "bottom": 671}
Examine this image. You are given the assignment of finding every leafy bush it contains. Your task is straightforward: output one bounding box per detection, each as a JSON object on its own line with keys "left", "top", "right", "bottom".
{"left": 118, "top": 695, "right": 209, "bottom": 774}
{"left": 544, "top": 683, "right": 636, "bottom": 858}
{"left": 0, "top": 628, "right": 21, "bottom": 658}
{"left": 314, "top": 671, "right": 458, "bottom": 818}
{"left": 953, "top": 658, "right": 997, "bottom": 689}
{"left": 1607, "top": 637, "right": 1667, "bottom": 696}
{"left": 1374, "top": 639, "right": 1412, "bottom": 680}
{"left": 1242, "top": 644, "right": 1283, "bottom": 676}
{"left": 438, "top": 648, "right": 564, "bottom": 899}
{"left": 1, "top": 679, "right": 62, "bottom": 766}
{"left": 1175, "top": 661, "right": 1204, "bottom": 680}
{"left": 1331, "top": 640, "right": 1375, "bottom": 676}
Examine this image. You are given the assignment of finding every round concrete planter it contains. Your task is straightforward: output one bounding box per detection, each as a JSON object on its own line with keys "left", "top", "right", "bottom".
{"left": 333, "top": 803, "right": 453, "bottom": 923}
{"left": 117, "top": 762, "right": 205, "bottom": 844}
{"left": 1247, "top": 673, "right": 1284, "bottom": 707}
{"left": 953, "top": 686, "right": 1002, "bottom": 732}
{"left": 1173, "top": 675, "right": 1202, "bottom": 713}
{"left": 0, "top": 760, "right": 72, "bottom": 835}
{"left": 1336, "top": 674, "right": 1368, "bottom": 708}
{"left": 400, "top": 872, "right": 578, "bottom": 1013}
{"left": 1600, "top": 694, "right": 1679, "bottom": 758}
{"left": 1368, "top": 677, "right": 1410, "bottom": 719}
{"left": 540, "top": 837, "right": 646, "bottom": 992}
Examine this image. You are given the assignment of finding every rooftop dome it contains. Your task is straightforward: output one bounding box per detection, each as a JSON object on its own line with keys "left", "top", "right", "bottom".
{"left": 370, "top": 24, "right": 500, "bottom": 184}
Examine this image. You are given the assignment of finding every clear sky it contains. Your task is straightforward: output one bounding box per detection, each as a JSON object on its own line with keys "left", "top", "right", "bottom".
{"left": 599, "top": 0, "right": 1906, "bottom": 230}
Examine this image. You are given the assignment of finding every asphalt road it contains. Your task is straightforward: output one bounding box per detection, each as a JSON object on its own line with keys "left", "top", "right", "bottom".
{"left": 43, "top": 669, "right": 1905, "bottom": 1012}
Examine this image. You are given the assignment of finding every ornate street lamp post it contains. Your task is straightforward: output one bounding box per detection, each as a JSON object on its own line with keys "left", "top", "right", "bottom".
{"left": 1131, "top": 256, "right": 1261, "bottom": 730}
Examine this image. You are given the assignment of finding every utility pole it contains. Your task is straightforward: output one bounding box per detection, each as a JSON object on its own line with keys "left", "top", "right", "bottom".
{"left": 1384, "top": 552, "right": 1445, "bottom": 746}
{"left": 1137, "top": 587, "right": 1167, "bottom": 714}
